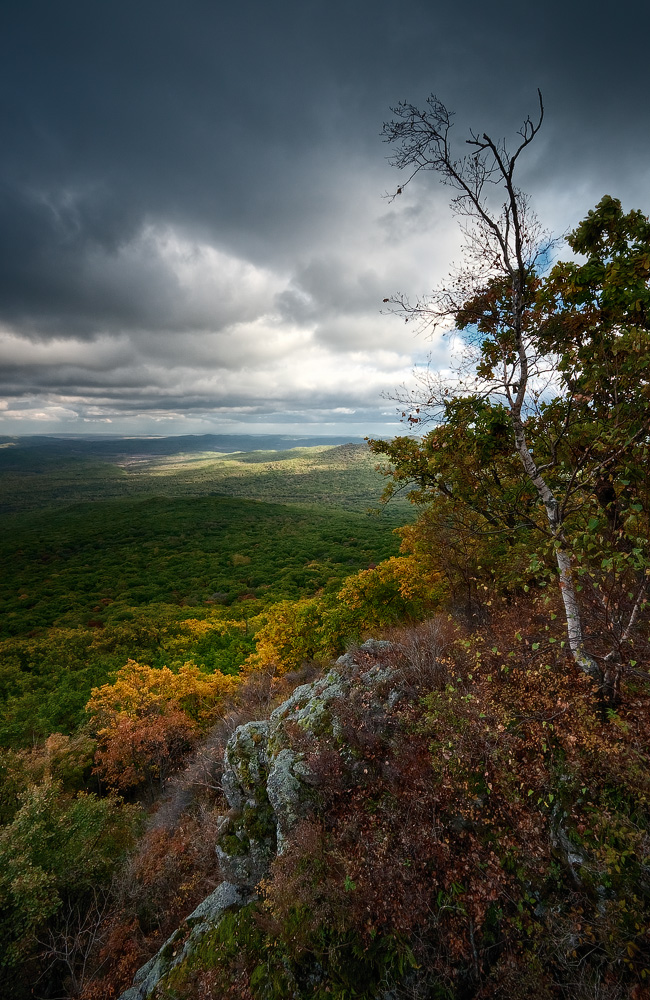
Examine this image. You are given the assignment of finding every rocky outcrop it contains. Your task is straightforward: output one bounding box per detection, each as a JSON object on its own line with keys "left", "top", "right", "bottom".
{"left": 118, "top": 882, "right": 247, "bottom": 1000}
{"left": 118, "top": 639, "right": 402, "bottom": 999}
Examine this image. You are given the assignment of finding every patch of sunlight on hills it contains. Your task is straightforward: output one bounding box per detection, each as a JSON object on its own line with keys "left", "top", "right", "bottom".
{"left": 0, "top": 442, "right": 410, "bottom": 519}
{"left": 113, "top": 444, "right": 406, "bottom": 515}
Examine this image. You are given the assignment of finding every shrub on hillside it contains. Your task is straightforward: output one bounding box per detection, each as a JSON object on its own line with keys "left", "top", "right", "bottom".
{"left": 0, "top": 780, "right": 139, "bottom": 990}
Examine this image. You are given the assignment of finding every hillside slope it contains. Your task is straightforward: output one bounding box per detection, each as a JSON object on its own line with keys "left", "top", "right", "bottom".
{"left": 112, "top": 625, "right": 650, "bottom": 1000}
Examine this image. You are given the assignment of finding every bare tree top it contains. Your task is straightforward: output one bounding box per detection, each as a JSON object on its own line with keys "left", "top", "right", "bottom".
{"left": 382, "top": 91, "right": 555, "bottom": 328}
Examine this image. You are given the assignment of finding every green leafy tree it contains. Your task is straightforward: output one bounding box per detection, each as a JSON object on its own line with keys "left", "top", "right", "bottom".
{"left": 0, "top": 780, "right": 139, "bottom": 982}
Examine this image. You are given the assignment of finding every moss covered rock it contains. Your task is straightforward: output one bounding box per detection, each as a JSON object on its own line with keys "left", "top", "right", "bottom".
{"left": 119, "top": 881, "right": 247, "bottom": 1000}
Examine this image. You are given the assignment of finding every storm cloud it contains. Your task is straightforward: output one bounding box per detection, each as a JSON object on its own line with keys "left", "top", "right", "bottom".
{"left": 1, "top": 0, "right": 648, "bottom": 435}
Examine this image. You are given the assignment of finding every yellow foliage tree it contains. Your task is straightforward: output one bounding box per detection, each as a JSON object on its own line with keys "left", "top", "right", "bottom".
{"left": 178, "top": 618, "right": 248, "bottom": 639}
{"left": 320, "top": 555, "right": 441, "bottom": 650}
{"left": 243, "top": 600, "right": 322, "bottom": 675}
{"left": 86, "top": 659, "right": 237, "bottom": 727}
{"left": 244, "top": 554, "right": 444, "bottom": 674}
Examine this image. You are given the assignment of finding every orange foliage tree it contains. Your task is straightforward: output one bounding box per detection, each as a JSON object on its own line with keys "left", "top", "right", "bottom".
{"left": 86, "top": 660, "right": 237, "bottom": 796}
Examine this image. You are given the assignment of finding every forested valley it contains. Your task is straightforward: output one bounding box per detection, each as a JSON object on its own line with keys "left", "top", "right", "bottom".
{"left": 2, "top": 364, "right": 650, "bottom": 999}
{"left": 0, "top": 437, "right": 413, "bottom": 748}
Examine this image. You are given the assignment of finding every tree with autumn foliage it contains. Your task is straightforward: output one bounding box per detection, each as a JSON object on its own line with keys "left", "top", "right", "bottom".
{"left": 244, "top": 557, "right": 438, "bottom": 675}
{"left": 87, "top": 660, "right": 238, "bottom": 796}
{"left": 371, "top": 91, "right": 650, "bottom": 694}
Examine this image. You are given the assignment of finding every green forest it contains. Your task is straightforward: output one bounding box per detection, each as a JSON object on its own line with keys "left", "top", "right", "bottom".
{"left": 0, "top": 441, "right": 411, "bottom": 746}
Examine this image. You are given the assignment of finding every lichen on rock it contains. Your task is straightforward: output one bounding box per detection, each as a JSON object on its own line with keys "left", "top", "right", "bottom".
{"left": 221, "top": 719, "right": 270, "bottom": 810}
{"left": 266, "top": 746, "right": 314, "bottom": 852}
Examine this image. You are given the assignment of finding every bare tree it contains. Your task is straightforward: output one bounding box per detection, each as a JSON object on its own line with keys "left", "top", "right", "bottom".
{"left": 35, "top": 888, "right": 111, "bottom": 998}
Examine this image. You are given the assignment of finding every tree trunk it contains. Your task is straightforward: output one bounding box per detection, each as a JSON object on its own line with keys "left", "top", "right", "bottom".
{"left": 509, "top": 408, "right": 600, "bottom": 677}
{"left": 554, "top": 544, "right": 599, "bottom": 676}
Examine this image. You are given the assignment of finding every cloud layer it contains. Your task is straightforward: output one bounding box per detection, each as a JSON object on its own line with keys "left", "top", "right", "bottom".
{"left": 1, "top": 0, "right": 648, "bottom": 435}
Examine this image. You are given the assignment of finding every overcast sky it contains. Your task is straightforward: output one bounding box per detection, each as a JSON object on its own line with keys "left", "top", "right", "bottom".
{"left": 1, "top": 0, "right": 648, "bottom": 437}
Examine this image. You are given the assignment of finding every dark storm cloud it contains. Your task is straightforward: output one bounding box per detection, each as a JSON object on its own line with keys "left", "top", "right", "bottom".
{"left": 1, "top": 0, "right": 649, "bottom": 432}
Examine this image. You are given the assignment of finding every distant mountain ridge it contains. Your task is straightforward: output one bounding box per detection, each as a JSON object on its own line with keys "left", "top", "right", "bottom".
{"left": 0, "top": 433, "right": 366, "bottom": 463}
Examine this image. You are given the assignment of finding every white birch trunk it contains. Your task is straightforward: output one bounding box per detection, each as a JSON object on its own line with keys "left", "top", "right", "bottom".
{"left": 509, "top": 407, "right": 600, "bottom": 676}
